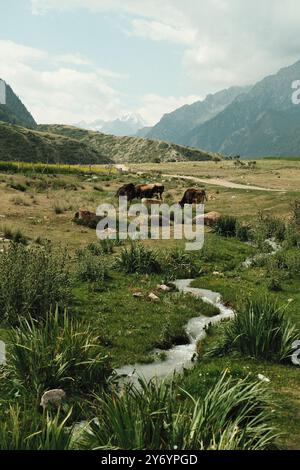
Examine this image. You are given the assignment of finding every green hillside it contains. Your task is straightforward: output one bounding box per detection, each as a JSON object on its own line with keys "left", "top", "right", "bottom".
{"left": 38, "top": 124, "right": 219, "bottom": 163}
{"left": 0, "top": 80, "right": 37, "bottom": 128}
{"left": 0, "top": 123, "right": 110, "bottom": 164}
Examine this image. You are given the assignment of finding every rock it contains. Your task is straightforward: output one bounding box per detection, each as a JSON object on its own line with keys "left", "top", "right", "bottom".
{"left": 257, "top": 374, "right": 270, "bottom": 383}
{"left": 40, "top": 389, "right": 66, "bottom": 411}
{"left": 148, "top": 292, "right": 160, "bottom": 302}
{"left": 157, "top": 284, "right": 171, "bottom": 292}
{"left": 193, "top": 211, "right": 221, "bottom": 227}
{"left": 133, "top": 292, "right": 143, "bottom": 298}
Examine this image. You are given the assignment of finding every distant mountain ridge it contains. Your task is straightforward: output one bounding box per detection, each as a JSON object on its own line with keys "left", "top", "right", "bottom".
{"left": 0, "top": 79, "right": 36, "bottom": 128}
{"left": 145, "top": 86, "right": 251, "bottom": 144}
{"left": 38, "top": 124, "right": 221, "bottom": 163}
{"left": 180, "top": 60, "right": 300, "bottom": 157}
{"left": 76, "top": 113, "right": 146, "bottom": 136}
{"left": 0, "top": 122, "right": 108, "bottom": 164}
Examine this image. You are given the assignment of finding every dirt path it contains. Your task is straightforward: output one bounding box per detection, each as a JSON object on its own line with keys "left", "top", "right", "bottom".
{"left": 162, "top": 174, "right": 286, "bottom": 192}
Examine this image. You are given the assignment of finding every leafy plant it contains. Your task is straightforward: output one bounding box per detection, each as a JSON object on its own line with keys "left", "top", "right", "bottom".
{"left": 0, "top": 244, "right": 71, "bottom": 324}
{"left": 207, "top": 295, "right": 298, "bottom": 363}
{"left": 116, "top": 243, "right": 161, "bottom": 274}
{"left": 214, "top": 216, "right": 237, "bottom": 237}
{"left": 80, "top": 372, "right": 277, "bottom": 450}
{"left": 6, "top": 309, "right": 113, "bottom": 394}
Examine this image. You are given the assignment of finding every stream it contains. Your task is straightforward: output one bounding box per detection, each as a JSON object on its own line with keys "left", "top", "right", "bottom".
{"left": 116, "top": 239, "right": 280, "bottom": 383}
{"left": 116, "top": 280, "right": 235, "bottom": 383}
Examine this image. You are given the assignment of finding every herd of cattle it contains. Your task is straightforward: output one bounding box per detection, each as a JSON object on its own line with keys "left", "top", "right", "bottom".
{"left": 116, "top": 183, "right": 207, "bottom": 206}
{"left": 74, "top": 183, "right": 210, "bottom": 226}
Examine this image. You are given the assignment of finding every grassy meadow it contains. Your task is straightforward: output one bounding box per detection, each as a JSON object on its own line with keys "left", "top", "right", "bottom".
{"left": 0, "top": 158, "right": 299, "bottom": 450}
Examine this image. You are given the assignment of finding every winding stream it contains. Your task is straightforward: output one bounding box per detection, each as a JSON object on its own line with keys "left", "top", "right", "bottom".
{"left": 116, "top": 239, "right": 280, "bottom": 383}
{"left": 116, "top": 280, "right": 235, "bottom": 382}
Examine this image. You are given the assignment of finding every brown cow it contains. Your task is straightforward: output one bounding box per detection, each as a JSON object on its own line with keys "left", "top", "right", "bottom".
{"left": 116, "top": 183, "right": 136, "bottom": 201}
{"left": 74, "top": 209, "right": 101, "bottom": 228}
{"left": 179, "top": 188, "right": 207, "bottom": 207}
{"left": 135, "top": 183, "right": 164, "bottom": 200}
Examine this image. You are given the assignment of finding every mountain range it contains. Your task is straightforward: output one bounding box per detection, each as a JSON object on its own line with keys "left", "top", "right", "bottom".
{"left": 146, "top": 60, "right": 300, "bottom": 158}
{"left": 145, "top": 86, "right": 250, "bottom": 144}
{"left": 76, "top": 113, "right": 146, "bottom": 136}
{"left": 2, "top": 58, "right": 300, "bottom": 160}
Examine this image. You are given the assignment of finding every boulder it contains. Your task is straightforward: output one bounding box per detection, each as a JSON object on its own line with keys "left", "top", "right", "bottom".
{"left": 194, "top": 211, "right": 221, "bottom": 227}
{"left": 40, "top": 389, "right": 66, "bottom": 411}
{"left": 148, "top": 292, "right": 160, "bottom": 302}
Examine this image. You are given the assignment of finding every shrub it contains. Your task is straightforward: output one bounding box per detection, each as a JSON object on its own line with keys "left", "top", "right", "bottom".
{"left": 0, "top": 244, "right": 71, "bottom": 324}
{"left": 6, "top": 309, "right": 113, "bottom": 394}
{"left": 80, "top": 372, "right": 277, "bottom": 450}
{"left": 76, "top": 249, "right": 109, "bottom": 285}
{"left": 116, "top": 243, "right": 161, "bottom": 274}
{"left": 207, "top": 295, "right": 298, "bottom": 363}
{"left": 236, "top": 223, "right": 251, "bottom": 242}
{"left": 0, "top": 404, "right": 74, "bottom": 450}
{"left": 253, "top": 212, "right": 286, "bottom": 243}
{"left": 291, "top": 199, "right": 300, "bottom": 228}
{"left": 214, "top": 216, "right": 237, "bottom": 237}
{"left": 164, "top": 248, "right": 201, "bottom": 279}
{"left": 0, "top": 226, "right": 27, "bottom": 244}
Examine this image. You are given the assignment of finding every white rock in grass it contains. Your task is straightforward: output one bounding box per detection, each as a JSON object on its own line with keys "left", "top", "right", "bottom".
{"left": 133, "top": 292, "right": 143, "bottom": 298}
{"left": 40, "top": 389, "right": 66, "bottom": 411}
{"left": 148, "top": 292, "right": 160, "bottom": 302}
{"left": 258, "top": 374, "right": 270, "bottom": 383}
{"left": 157, "top": 284, "right": 171, "bottom": 292}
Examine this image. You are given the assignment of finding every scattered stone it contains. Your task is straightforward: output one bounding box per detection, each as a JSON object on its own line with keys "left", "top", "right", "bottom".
{"left": 193, "top": 211, "right": 221, "bottom": 227}
{"left": 148, "top": 292, "right": 160, "bottom": 302}
{"left": 157, "top": 284, "right": 171, "bottom": 292}
{"left": 40, "top": 389, "right": 66, "bottom": 411}
{"left": 257, "top": 374, "right": 270, "bottom": 383}
{"left": 0, "top": 215, "right": 6, "bottom": 218}
{"left": 133, "top": 292, "right": 143, "bottom": 298}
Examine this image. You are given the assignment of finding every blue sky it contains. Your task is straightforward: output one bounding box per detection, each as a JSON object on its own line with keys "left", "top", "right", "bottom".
{"left": 1, "top": 0, "right": 300, "bottom": 125}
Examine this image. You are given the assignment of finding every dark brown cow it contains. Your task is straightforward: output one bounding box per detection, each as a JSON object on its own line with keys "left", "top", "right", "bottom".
{"left": 135, "top": 183, "right": 164, "bottom": 200}
{"left": 116, "top": 183, "right": 136, "bottom": 201}
{"left": 74, "top": 209, "right": 101, "bottom": 228}
{"left": 179, "top": 188, "right": 207, "bottom": 207}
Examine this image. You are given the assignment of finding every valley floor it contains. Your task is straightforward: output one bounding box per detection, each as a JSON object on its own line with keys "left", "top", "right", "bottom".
{"left": 0, "top": 158, "right": 299, "bottom": 449}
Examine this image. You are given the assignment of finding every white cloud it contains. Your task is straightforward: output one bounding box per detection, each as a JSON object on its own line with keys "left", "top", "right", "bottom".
{"left": 137, "top": 93, "right": 202, "bottom": 126}
{"left": 129, "top": 19, "right": 197, "bottom": 45}
{"left": 0, "top": 40, "right": 123, "bottom": 124}
{"left": 31, "top": 0, "right": 300, "bottom": 93}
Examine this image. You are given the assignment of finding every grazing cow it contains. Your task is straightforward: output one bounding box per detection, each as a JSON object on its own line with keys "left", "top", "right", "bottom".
{"left": 74, "top": 209, "right": 97, "bottom": 221}
{"left": 179, "top": 188, "right": 207, "bottom": 207}
{"left": 135, "top": 184, "right": 165, "bottom": 200}
{"left": 116, "top": 183, "right": 136, "bottom": 202}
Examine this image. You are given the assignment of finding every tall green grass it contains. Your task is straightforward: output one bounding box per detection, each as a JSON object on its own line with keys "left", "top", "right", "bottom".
{"left": 207, "top": 295, "right": 298, "bottom": 362}
{"left": 0, "top": 243, "right": 71, "bottom": 324}
{"left": 80, "top": 372, "right": 277, "bottom": 450}
{"left": 0, "top": 405, "right": 73, "bottom": 450}
{"left": 116, "top": 243, "right": 161, "bottom": 274}
{"left": 7, "top": 309, "right": 113, "bottom": 394}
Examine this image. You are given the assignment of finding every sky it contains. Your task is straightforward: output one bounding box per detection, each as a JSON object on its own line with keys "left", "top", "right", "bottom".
{"left": 1, "top": 0, "right": 300, "bottom": 126}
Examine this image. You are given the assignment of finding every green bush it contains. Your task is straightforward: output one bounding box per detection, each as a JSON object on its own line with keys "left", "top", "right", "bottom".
{"left": 0, "top": 244, "right": 71, "bottom": 324}
{"left": 7, "top": 309, "right": 113, "bottom": 394}
{"left": 76, "top": 249, "right": 109, "bottom": 285}
{"left": 214, "top": 216, "right": 237, "bottom": 237}
{"left": 0, "top": 225, "right": 28, "bottom": 244}
{"left": 116, "top": 243, "right": 161, "bottom": 274}
{"left": 253, "top": 212, "right": 286, "bottom": 244}
{"left": 207, "top": 295, "right": 298, "bottom": 363}
{"left": 164, "top": 248, "right": 201, "bottom": 279}
{"left": 0, "top": 405, "right": 74, "bottom": 450}
{"left": 80, "top": 372, "right": 277, "bottom": 450}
